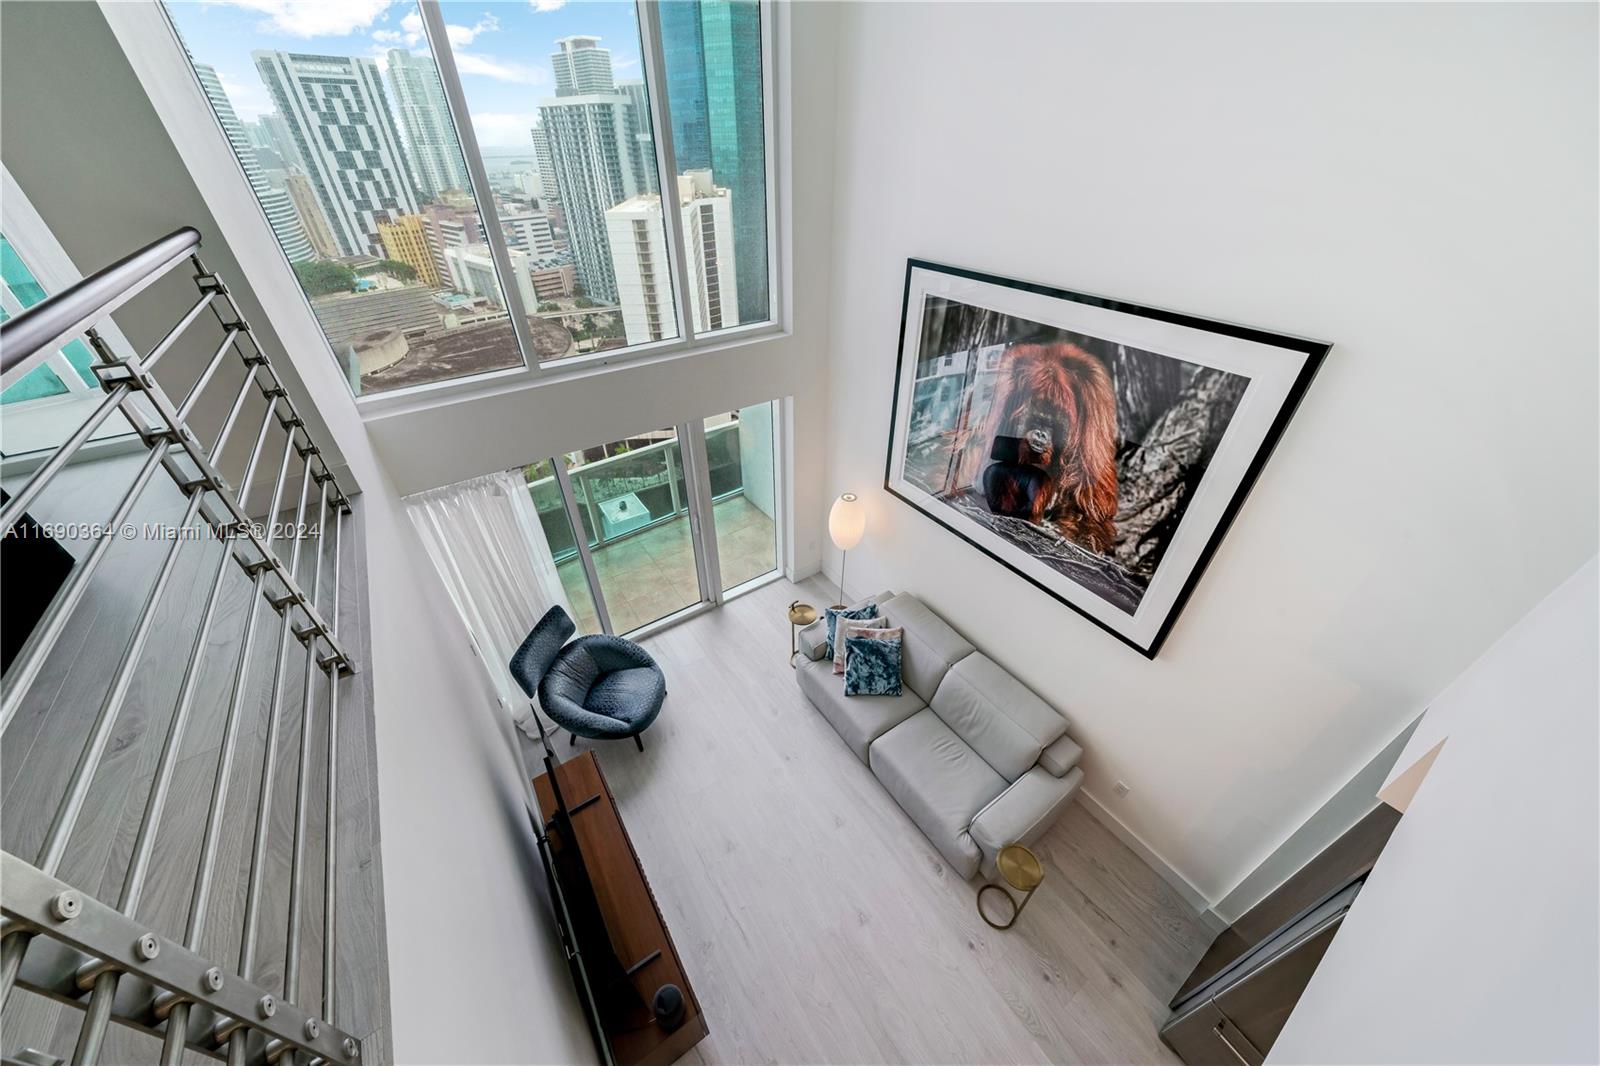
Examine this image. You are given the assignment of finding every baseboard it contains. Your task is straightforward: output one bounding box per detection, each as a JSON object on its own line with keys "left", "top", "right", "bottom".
{"left": 787, "top": 560, "right": 823, "bottom": 583}
{"left": 1078, "top": 790, "right": 1228, "bottom": 935}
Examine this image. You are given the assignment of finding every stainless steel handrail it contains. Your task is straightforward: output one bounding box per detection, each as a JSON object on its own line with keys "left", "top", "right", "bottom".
{"left": 0, "top": 231, "right": 365, "bottom": 1066}
{"left": 0, "top": 227, "right": 201, "bottom": 389}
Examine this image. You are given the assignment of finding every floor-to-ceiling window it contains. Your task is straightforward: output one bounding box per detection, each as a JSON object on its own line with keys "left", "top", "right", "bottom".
{"left": 164, "top": 0, "right": 774, "bottom": 398}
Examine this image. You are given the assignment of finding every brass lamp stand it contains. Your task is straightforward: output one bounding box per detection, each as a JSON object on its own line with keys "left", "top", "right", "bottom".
{"left": 788, "top": 601, "right": 817, "bottom": 667}
{"left": 977, "top": 844, "right": 1044, "bottom": 930}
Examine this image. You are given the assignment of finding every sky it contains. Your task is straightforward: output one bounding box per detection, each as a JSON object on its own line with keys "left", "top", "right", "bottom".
{"left": 167, "top": 0, "right": 647, "bottom": 150}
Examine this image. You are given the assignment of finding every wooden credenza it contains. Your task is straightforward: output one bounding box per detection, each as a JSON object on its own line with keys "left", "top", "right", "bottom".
{"left": 533, "top": 752, "right": 708, "bottom": 1066}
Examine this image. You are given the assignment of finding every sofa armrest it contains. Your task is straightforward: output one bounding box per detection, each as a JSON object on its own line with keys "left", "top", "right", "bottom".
{"left": 797, "top": 619, "right": 829, "bottom": 661}
{"left": 1038, "top": 733, "right": 1083, "bottom": 778}
{"left": 969, "top": 766, "right": 1085, "bottom": 870}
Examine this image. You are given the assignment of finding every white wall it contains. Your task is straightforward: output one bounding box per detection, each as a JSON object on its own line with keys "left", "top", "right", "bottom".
{"left": 1271, "top": 557, "right": 1599, "bottom": 1065}
{"left": 822, "top": 2, "right": 1598, "bottom": 905}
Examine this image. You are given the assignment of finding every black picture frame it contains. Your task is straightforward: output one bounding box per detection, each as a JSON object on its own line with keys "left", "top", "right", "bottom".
{"left": 883, "top": 258, "right": 1331, "bottom": 658}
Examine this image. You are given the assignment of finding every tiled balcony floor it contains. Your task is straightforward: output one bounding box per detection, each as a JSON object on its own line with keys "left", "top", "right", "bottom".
{"left": 558, "top": 495, "right": 777, "bottom": 634}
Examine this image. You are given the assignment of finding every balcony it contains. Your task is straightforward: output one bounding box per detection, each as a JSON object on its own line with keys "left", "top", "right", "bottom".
{"left": 527, "top": 419, "right": 777, "bottom": 634}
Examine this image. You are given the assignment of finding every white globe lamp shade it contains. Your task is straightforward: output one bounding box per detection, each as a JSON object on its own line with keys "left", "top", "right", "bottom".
{"left": 829, "top": 493, "right": 865, "bottom": 551}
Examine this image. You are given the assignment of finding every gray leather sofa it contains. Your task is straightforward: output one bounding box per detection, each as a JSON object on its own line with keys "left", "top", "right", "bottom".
{"left": 796, "top": 591, "right": 1085, "bottom": 879}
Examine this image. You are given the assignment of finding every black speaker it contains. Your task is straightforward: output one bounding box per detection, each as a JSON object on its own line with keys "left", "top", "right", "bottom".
{"left": 0, "top": 489, "right": 75, "bottom": 674}
{"left": 652, "top": 983, "right": 685, "bottom": 1031}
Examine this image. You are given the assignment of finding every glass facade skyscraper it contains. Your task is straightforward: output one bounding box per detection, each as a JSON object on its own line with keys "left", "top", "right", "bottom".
{"left": 659, "top": 0, "right": 767, "bottom": 326}
{"left": 194, "top": 61, "right": 314, "bottom": 263}
{"left": 386, "top": 50, "right": 471, "bottom": 201}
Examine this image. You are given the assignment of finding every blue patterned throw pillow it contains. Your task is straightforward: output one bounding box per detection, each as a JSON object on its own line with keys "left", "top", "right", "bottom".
{"left": 844, "top": 632, "right": 903, "bottom": 697}
{"left": 825, "top": 602, "right": 878, "bottom": 658}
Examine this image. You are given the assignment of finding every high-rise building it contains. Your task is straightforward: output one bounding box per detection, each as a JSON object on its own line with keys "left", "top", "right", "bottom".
{"left": 537, "top": 92, "right": 647, "bottom": 304}
{"left": 253, "top": 50, "right": 419, "bottom": 258}
{"left": 618, "top": 80, "right": 660, "bottom": 195}
{"left": 193, "top": 62, "right": 314, "bottom": 263}
{"left": 606, "top": 170, "right": 738, "bottom": 346}
{"left": 530, "top": 120, "right": 560, "bottom": 211}
{"left": 551, "top": 36, "right": 616, "bottom": 96}
{"left": 378, "top": 214, "right": 442, "bottom": 287}
{"left": 284, "top": 171, "right": 341, "bottom": 259}
{"left": 658, "top": 0, "right": 768, "bottom": 324}
{"left": 501, "top": 212, "right": 557, "bottom": 259}
{"left": 658, "top": 3, "right": 711, "bottom": 171}
{"left": 386, "top": 49, "right": 470, "bottom": 201}
{"left": 420, "top": 202, "right": 484, "bottom": 284}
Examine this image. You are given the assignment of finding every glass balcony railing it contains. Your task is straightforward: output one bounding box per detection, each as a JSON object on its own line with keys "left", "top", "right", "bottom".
{"left": 525, "top": 416, "right": 777, "bottom": 634}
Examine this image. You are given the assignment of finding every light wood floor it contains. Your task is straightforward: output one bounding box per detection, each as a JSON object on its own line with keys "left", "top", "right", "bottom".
{"left": 531, "top": 575, "right": 1211, "bottom": 1066}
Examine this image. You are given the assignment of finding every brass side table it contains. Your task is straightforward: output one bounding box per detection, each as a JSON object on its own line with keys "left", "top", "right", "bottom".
{"left": 788, "top": 601, "right": 817, "bottom": 667}
{"left": 977, "top": 844, "right": 1043, "bottom": 929}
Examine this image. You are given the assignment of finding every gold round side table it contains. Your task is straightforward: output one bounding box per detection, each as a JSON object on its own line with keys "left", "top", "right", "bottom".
{"left": 788, "top": 601, "right": 817, "bottom": 667}
{"left": 977, "top": 844, "right": 1044, "bottom": 930}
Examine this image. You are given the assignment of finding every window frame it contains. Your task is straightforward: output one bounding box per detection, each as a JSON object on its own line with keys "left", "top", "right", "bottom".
{"left": 0, "top": 164, "right": 153, "bottom": 466}
{"left": 146, "top": 0, "right": 784, "bottom": 411}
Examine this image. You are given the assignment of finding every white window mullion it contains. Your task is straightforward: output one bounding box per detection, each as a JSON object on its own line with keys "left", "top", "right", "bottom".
{"left": 761, "top": 0, "right": 782, "bottom": 329}
{"left": 416, "top": 0, "right": 545, "bottom": 379}
{"left": 636, "top": 0, "right": 696, "bottom": 347}
{"left": 680, "top": 420, "right": 722, "bottom": 604}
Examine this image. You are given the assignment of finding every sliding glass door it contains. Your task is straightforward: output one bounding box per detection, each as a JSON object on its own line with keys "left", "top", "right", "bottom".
{"left": 525, "top": 400, "right": 781, "bottom": 636}
{"left": 703, "top": 405, "right": 779, "bottom": 591}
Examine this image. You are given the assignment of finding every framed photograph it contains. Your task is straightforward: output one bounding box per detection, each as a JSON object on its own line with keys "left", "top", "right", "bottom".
{"left": 885, "top": 260, "right": 1330, "bottom": 657}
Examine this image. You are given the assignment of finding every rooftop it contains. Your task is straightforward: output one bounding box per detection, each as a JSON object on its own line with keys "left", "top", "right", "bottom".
{"left": 359, "top": 314, "right": 574, "bottom": 394}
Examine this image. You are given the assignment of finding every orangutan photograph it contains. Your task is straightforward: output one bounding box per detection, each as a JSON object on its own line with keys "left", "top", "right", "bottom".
{"left": 887, "top": 261, "right": 1329, "bottom": 656}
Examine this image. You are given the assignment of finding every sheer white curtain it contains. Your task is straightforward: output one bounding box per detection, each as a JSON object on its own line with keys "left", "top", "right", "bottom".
{"left": 406, "top": 470, "right": 572, "bottom": 734}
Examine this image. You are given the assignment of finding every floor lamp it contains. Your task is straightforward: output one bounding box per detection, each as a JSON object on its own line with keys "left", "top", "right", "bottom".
{"left": 828, "top": 493, "right": 865, "bottom": 608}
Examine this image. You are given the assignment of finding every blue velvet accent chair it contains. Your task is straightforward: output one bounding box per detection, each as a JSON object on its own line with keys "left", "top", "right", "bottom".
{"left": 510, "top": 606, "right": 666, "bottom": 751}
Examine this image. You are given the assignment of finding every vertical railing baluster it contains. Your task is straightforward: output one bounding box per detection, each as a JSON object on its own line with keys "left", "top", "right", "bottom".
{"left": 209, "top": 363, "right": 261, "bottom": 471}
{"left": 65, "top": 485, "right": 208, "bottom": 1066}
{"left": 73, "top": 356, "right": 279, "bottom": 1065}
{"left": 234, "top": 448, "right": 315, "bottom": 991}
{"left": 0, "top": 928, "right": 30, "bottom": 1010}
{"left": 283, "top": 472, "right": 330, "bottom": 1005}
{"left": 322, "top": 505, "right": 345, "bottom": 1025}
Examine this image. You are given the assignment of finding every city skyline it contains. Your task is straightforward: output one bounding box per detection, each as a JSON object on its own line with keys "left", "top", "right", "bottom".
{"left": 170, "top": 0, "right": 765, "bottom": 394}
{"left": 169, "top": 0, "right": 646, "bottom": 149}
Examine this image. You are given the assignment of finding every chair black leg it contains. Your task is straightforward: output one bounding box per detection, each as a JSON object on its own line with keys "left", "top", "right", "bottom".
{"left": 633, "top": 734, "right": 644, "bottom": 752}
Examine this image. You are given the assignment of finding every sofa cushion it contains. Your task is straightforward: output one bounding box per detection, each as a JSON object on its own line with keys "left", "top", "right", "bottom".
{"left": 824, "top": 603, "right": 879, "bottom": 659}
{"left": 929, "top": 653, "right": 1069, "bottom": 782}
{"left": 834, "top": 616, "right": 888, "bottom": 673}
{"left": 1039, "top": 733, "right": 1084, "bottom": 777}
{"left": 880, "top": 593, "right": 975, "bottom": 702}
{"left": 796, "top": 656, "right": 923, "bottom": 763}
{"left": 844, "top": 631, "right": 903, "bottom": 696}
{"left": 970, "top": 766, "right": 1085, "bottom": 870}
{"left": 869, "top": 709, "right": 1008, "bottom": 879}
{"left": 798, "top": 590, "right": 895, "bottom": 661}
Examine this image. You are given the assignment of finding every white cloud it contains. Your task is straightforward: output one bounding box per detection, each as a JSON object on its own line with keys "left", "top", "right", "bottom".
{"left": 375, "top": 9, "right": 499, "bottom": 50}
{"left": 217, "top": 68, "right": 274, "bottom": 121}
{"left": 397, "top": 9, "right": 425, "bottom": 45}
{"left": 471, "top": 112, "right": 540, "bottom": 148}
{"left": 531, "top": 0, "right": 567, "bottom": 11}
{"left": 454, "top": 52, "right": 545, "bottom": 85}
{"left": 215, "top": 0, "right": 394, "bottom": 38}
{"left": 446, "top": 13, "right": 500, "bottom": 47}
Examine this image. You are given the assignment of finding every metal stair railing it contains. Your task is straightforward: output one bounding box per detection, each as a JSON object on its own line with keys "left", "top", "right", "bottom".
{"left": 0, "top": 229, "right": 363, "bottom": 1066}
